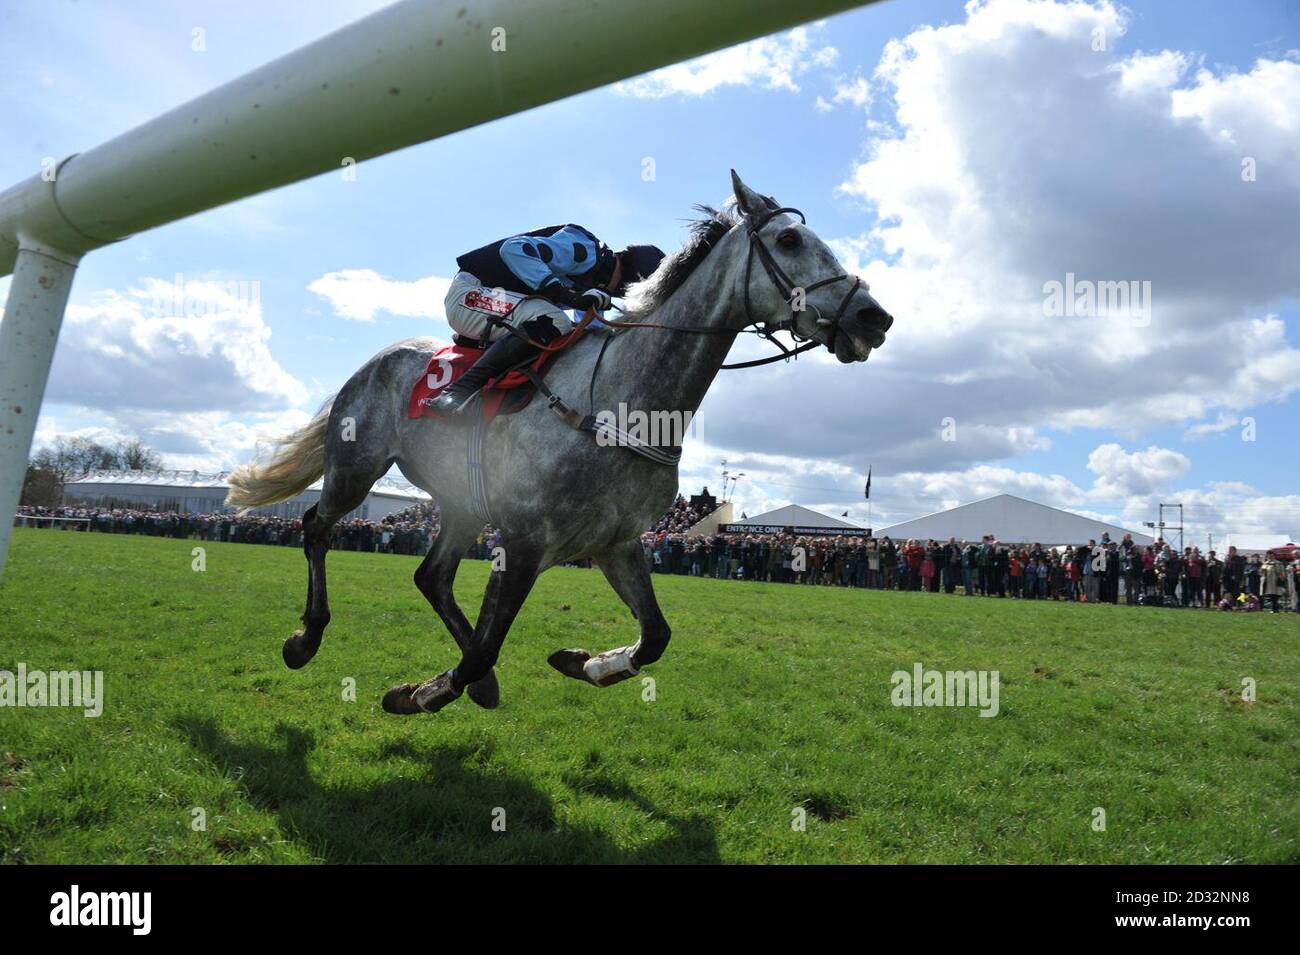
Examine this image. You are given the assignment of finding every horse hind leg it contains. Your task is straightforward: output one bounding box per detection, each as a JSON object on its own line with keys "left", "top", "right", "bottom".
{"left": 409, "top": 507, "right": 500, "bottom": 709}
{"left": 283, "top": 447, "right": 392, "bottom": 669}
{"left": 548, "top": 538, "right": 671, "bottom": 687}
{"left": 283, "top": 502, "right": 331, "bottom": 668}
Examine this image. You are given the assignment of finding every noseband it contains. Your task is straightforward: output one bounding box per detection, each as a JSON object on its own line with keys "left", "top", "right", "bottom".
{"left": 727, "top": 205, "right": 863, "bottom": 370}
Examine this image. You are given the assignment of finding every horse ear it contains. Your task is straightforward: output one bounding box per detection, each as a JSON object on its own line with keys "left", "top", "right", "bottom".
{"left": 731, "top": 169, "right": 769, "bottom": 218}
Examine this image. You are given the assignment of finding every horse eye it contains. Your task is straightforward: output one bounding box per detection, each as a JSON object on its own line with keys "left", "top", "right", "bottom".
{"left": 777, "top": 228, "right": 800, "bottom": 249}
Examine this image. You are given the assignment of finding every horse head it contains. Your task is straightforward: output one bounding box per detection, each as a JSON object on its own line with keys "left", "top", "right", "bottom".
{"left": 730, "top": 169, "right": 892, "bottom": 363}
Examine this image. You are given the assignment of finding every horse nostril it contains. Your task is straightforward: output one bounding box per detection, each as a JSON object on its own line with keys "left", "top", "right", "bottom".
{"left": 858, "top": 305, "right": 893, "bottom": 332}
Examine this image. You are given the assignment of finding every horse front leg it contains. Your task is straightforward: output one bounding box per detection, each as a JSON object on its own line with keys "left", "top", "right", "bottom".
{"left": 384, "top": 540, "right": 543, "bottom": 715}
{"left": 412, "top": 507, "right": 500, "bottom": 709}
{"left": 548, "top": 538, "right": 671, "bottom": 687}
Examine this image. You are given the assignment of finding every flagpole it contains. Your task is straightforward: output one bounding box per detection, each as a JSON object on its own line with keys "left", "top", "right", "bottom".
{"left": 865, "top": 464, "right": 873, "bottom": 532}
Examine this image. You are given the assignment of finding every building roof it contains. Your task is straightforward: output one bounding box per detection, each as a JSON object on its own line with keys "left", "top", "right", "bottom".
{"left": 876, "top": 493, "right": 1152, "bottom": 546}
{"left": 67, "top": 468, "right": 232, "bottom": 489}
{"left": 1220, "top": 533, "right": 1296, "bottom": 554}
{"left": 731, "top": 503, "right": 864, "bottom": 530}
{"left": 65, "top": 468, "right": 430, "bottom": 501}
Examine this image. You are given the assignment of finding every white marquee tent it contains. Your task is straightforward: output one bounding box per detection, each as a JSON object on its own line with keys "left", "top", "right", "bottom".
{"left": 727, "top": 504, "right": 866, "bottom": 535}
{"left": 877, "top": 494, "right": 1153, "bottom": 547}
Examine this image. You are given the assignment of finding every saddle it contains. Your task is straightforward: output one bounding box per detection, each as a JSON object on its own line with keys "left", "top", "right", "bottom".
{"left": 406, "top": 331, "right": 580, "bottom": 424}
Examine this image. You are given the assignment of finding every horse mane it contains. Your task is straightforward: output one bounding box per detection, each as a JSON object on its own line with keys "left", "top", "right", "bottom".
{"left": 621, "top": 202, "right": 743, "bottom": 320}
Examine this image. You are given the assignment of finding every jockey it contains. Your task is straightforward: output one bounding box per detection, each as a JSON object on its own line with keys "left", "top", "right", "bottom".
{"left": 429, "top": 224, "right": 665, "bottom": 416}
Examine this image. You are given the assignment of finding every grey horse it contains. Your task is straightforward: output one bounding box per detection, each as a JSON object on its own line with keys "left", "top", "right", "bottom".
{"left": 225, "top": 171, "right": 893, "bottom": 716}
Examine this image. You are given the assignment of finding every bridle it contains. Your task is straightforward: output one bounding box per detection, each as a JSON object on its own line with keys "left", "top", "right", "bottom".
{"left": 596, "top": 203, "right": 866, "bottom": 370}
{"left": 730, "top": 204, "right": 863, "bottom": 370}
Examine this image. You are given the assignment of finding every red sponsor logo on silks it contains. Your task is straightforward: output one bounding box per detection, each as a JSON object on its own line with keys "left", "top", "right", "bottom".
{"left": 463, "top": 289, "right": 516, "bottom": 315}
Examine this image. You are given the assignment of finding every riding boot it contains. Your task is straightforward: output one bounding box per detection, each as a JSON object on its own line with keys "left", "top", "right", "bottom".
{"left": 428, "top": 331, "right": 540, "bottom": 416}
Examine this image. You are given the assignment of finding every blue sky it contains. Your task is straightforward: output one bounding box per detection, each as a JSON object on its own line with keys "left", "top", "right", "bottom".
{"left": 2, "top": 0, "right": 1298, "bottom": 544}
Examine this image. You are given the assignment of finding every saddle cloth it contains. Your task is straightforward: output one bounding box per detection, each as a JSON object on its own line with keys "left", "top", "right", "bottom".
{"left": 406, "top": 333, "right": 579, "bottom": 423}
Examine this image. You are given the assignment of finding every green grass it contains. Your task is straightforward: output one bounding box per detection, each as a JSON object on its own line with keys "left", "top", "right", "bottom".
{"left": 0, "top": 527, "right": 1296, "bottom": 864}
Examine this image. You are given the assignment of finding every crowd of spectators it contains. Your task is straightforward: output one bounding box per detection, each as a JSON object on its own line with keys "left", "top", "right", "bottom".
{"left": 648, "top": 493, "right": 719, "bottom": 535}
{"left": 15, "top": 501, "right": 562, "bottom": 566}
{"left": 639, "top": 529, "right": 1300, "bottom": 613}
{"left": 16, "top": 497, "right": 1300, "bottom": 613}
{"left": 14, "top": 503, "right": 441, "bottom": 555}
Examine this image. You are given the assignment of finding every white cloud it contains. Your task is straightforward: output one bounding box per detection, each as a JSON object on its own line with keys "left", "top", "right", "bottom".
{"left": 47, "top": 277, "right": 307, "bottom": 414}
{"left": 1086, "top": 443, "right": 1190, "bottom": 498}
{"left": 615, "top": 25, "right": 838, "bottom": 99}
{"left": 1111, "top": 49, "right": 1189, "bottom": 95}
{"left": 891, "top": 464, "right": 1090, "bottom": 510}
{"left": 31, "top": 276, "right": 315, "bottom": 471}
{"left": 816, "top": 74, "right": 873, "bottom": 112}
{"left": 32, "top": 404, "right": 319, "bottom": 473}
{"left": 308, "top": 269, "right": 453, "bottom": 324}
{"left": 1183, "top": 411, "right": 1240, "bottom": 440}
{"left": 1117, "top": 482, "right": 1300, "bottom": 541}
{"left": 1171, "top": 56, "right": 1300, "bottom": 139}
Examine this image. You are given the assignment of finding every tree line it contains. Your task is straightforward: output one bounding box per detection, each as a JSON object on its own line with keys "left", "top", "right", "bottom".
{"left": 21, "top": 436, "right": 164, "bottom": 508}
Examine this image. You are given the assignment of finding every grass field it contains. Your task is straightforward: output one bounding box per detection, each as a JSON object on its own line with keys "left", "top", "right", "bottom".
{"left": 1, "top": 527, "right": 1297, "bottom": 864}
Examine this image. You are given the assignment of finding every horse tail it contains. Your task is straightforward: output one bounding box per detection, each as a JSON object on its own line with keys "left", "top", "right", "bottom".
{"left": 225, "top": 396, "right": 335, "bottom": 513}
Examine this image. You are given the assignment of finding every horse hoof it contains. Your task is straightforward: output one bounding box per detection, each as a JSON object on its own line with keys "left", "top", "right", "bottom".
{"left": 466, "top": 671, "right": 500, "bottom": 710}
{"left": 282, "top": 630, "right": 319, "bottom": 670}
{"left": 383, "top": 672, "right": 462, "bottom": 715}
{"left": 382, "top": 683, "right": 424, "bottom": 715}
{"left": 547, "top": 648, "right": 594, "bottom": 683}
{"left": 412, "top": 671, "right": 462, "bottom": 713}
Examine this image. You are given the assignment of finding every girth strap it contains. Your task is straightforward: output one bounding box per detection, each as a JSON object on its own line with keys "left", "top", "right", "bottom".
{"left": 518, "top": 367, "right": 682, "bottom": 467}
{"left": 518, "top": 366, "right": 588, "bottom": 431}
{"left": 466, "top": 403, "right": 495, "bottom": 524}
